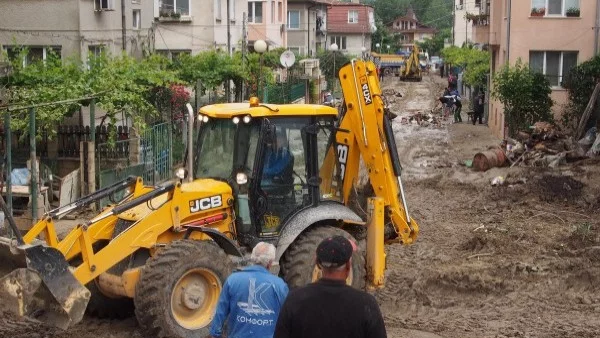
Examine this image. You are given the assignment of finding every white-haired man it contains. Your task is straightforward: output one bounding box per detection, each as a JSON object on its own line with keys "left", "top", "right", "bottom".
{"left": 210, "top": 242, "right": 288, "bottom": 338}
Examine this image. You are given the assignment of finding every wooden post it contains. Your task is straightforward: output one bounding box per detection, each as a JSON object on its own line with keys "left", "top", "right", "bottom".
{"left": 576, "top": 82, "right": 600, "bottom": 140}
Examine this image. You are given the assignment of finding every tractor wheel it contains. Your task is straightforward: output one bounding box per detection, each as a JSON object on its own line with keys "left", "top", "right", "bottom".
{"left": 281, "top": 226, "right": 365, "bottom": 290}
{"left": 134, "top": 240, "right": 233, "bottom": 338}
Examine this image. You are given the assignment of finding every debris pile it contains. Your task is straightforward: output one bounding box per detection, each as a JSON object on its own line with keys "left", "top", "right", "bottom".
{"left": 399, "top": 111, "right": 443, "bottom": 127}
{"left": 503, "top": 122, "right": 581, "bottom": 168}
{"left": 473, "top": 122, "right": 597, "bottom": 171}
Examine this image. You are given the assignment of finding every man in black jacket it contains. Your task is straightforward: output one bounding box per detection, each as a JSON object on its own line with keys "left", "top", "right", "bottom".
{"left": 274, "top": 236, "right": 387, "bottom": 338}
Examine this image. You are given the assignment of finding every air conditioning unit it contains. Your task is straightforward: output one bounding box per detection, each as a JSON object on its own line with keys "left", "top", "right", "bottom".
{"left": 456, "top": 4, "right": 463, "bottom": 10}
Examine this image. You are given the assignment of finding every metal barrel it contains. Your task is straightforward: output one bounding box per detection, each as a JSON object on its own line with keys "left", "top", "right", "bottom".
{"left": 0, "top": 237, "right": 91, "bottom": 329}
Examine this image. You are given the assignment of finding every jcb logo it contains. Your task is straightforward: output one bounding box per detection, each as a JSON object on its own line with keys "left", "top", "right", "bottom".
{"left": 189, "top": 195, "right": 222, "bottom": 213}
{"left": 360, "top": 76, "right": 372, "bottom": 105}
{"left": 337, "top": 144, "right": 349, "bottom": 182}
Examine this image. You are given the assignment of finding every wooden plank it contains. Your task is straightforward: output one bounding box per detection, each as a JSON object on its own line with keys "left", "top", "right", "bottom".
{"left": 58, "top": 169, "right": 80, "bottom": 209}
{"left": 576, "top": 82, "right": 600, "bottom": 140}
{"left": 1, "top": 185, "right": 48, "bottom": 197}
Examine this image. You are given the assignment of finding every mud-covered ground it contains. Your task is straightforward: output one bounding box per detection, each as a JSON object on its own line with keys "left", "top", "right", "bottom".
{"left": 2, "top": 74, "right": 599, "bottom": 338}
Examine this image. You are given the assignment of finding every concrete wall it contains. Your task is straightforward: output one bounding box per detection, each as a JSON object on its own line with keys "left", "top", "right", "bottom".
{"left": 247, "top": 0, "right": 286, "bottom": 48}
{"left": 0, "top": 0, "right": 153, "bottom": 60}
{"left": 486, "top": 0, "right": 596, "bottom": 138}
{"left": 453, "top": 0, "right": 480, "bottom": 46}
{"left": 286, "top": 2, "right": 328, "bottom": 56}
{"left": 154, "top": 0, "right": 246, "bottom": 53}
{"left": 344, "top": 34, "right": 370, "bottom": 57}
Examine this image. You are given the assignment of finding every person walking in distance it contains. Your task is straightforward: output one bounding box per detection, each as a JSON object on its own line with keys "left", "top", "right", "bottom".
{"left": 473, "top": 90, "right": 485, "bottom": 125}
{"left": 210, "top": 242, "right": 288, "bottom": 338}
{"left": 450, "top": 87, "right": 462, "bottom": 123}
{"left": 274, "top": 236, "right": 386, "bottom": 338}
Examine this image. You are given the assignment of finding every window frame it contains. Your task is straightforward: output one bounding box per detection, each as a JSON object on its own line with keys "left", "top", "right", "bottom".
{"left": 287, "top": 10, "right": 300, "bottom": 29}
{"left": 529, "top": 50, "right": 578, "bottom": 88}
{"left": 329, "top": 36, "right": 347, "bottom": 50}
{"left": 531, "top": 0, "right": 580, "bottom": 17}
{"left": 3, "top": 46, "right": 62, "bottom": 67}
{"left": 95, "top": 0, "right": 115, "bottom": 11}
{"left": 348, "top": 10, "right": 358, "bottom": 24}
{"left": 160, "top": 0, "right": 190, "bottom": 16}
{"left": 215, "top": 0, "right": 221, "bottom": 20}
{"left": 132, "top": 9, "right": 141, "bottom": 29}
{"left": 248, "top": 1, "right": 264, "bottom": 24}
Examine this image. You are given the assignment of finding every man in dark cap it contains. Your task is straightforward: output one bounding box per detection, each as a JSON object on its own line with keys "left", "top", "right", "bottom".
{"left": 274, "top": 235, "right": 386, "bottom": 338}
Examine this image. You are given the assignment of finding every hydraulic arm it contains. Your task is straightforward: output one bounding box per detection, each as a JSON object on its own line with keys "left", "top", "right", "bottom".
{"left": 334, "top": 59, "right": 418, "bottom": 244}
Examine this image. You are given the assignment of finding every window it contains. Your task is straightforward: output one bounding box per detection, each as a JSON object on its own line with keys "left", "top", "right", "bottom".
{"left": 288, "top": 47, "right": 301, "bottom": 55}
{"left": 330, "top": 36, "right": 347, "bottom": 50}
{"left": 348, "top": 10, "right": 358, "bottom": 23}
{"left": 531, "top": 0, "right": 579, "bottom": 16}
{"left": 271, "top": 1, "right": 275, "bottom": 23}
{"left": 278, "top": 1, "right": 282, "bottom": 22}
{"left": 132, "top": 9, "right": 141, "bottom": 29}
{"left": 215, "top": 0, "right": 221, "bottom": 20}
{"left": 88, "top": 45, "right": 106, "bottom": 59}
{"left": 248, "top": 1, "right": 263, "bottom": 23}
{"left": 529, "top": 51, "right": 578, "bottom": 87}
{"left": 95, "top": 0, "right": 114, "bottom": 11}
{"left": 156, "top": 49, "right": 191, "bottom": 61}
{"left": 288, "top": 10, "right": 300, "bottom": 29}
{"left": 475, "top": 0, "right": 481, "bottom": 7}
{"left": 160, "top": 0, "right": 190, "bottom": 16}
{"left": 4, "top": 46, "right": 61, "bottom": 66}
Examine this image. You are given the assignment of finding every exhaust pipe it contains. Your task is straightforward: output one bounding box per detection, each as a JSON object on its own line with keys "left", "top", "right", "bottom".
{"left": 186, "top": 103, "right": 194, "bottom": 183}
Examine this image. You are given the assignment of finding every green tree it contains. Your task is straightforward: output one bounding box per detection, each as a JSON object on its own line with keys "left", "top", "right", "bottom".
{"left": 492, "top": 60, "right": 554, "bottom": 136}
{"left": 418, "top": 28, "right": 450, "bottom": 56}
{"left": 441, "top": 45, "right": 490, "bottom": 88}
{"left": 561, "top": 55, "right": 600, "bottom": 129}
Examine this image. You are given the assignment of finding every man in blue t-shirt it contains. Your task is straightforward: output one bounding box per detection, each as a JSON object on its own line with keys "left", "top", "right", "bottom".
{"left": 210, "top": 242, "right": 289, "bottom": 338}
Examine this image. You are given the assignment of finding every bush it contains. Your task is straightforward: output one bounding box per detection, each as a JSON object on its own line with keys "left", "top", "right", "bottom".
{"left": 492, "top": 60, "right": 553, "bottom": 136}
{"left": 562, "top": 55, "right": 600, "bottom": 131}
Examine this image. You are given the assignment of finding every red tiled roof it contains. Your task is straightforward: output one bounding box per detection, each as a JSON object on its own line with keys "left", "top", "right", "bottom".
{"left": 327, "top": 2, "right": 374, "bottom": 34}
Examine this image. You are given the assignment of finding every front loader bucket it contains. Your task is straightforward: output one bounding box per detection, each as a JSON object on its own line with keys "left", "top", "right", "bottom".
{"left": 0, "top": 237, "right": 91, "bottom": 329}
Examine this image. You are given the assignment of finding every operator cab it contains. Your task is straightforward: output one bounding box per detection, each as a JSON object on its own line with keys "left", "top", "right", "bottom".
{"left": 196, "top": 98, "right": 341, "bottom": 247}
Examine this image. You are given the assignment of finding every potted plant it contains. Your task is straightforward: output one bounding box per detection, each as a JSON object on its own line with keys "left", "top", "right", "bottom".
{"left": 566, "top": 7, "right": 580, "bottom": 17}
{"left": 531, "top": 7, "right": 545, "bottom": 17}
{"left": 170, "top": 11, "right": 181, "bottom": 19}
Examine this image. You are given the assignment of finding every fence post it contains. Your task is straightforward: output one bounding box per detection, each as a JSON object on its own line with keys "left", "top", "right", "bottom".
{"left": 4, "top": 111, "right": 12, "bottom": 221}
{"left": 29, "top": 107, "right": 38, "bottom": 224}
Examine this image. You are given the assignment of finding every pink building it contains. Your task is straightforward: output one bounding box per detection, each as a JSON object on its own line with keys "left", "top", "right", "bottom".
{"left": 471, "top": 0, "right": 597, "bottom": 138}
{"left": 247, "top": 0, "right": 287, "bottom": 50}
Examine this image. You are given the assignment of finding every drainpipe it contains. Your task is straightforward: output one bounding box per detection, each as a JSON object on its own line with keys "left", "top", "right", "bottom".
{"left": 506, "top": 0, "right": 511, "bottom": 64}
{"left": 308, "top": 3, "right": 318, "bottom": 56}
{"left": 121, "top": 0, "right": 127, "bottom": 51}
{"left": 595, "top": 0, "right": 600, "bottom": 55}
{"left": 185, "top": 103, "right": 194, "bottom": 182}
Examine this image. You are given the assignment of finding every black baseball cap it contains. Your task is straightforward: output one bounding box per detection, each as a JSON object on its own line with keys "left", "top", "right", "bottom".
{"left": 316, "top": 236, "right": 355, "bottom": 268}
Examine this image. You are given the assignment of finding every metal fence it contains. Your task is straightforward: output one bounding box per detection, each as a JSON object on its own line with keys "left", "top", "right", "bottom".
{"left": 263, "top": 81, "right": 306, "bottom": 104}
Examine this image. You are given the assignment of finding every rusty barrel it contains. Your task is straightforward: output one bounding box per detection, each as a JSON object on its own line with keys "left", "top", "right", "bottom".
{"left": 473, "top": 148, "right": 507, "bottom": 171}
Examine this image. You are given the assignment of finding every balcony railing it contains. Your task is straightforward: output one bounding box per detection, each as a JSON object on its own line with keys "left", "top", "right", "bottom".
{"left": 466, "top": 13, "right": 489, "bottom": 26}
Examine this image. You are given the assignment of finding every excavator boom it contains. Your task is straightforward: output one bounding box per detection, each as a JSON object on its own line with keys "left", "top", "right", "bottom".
{"left": 334, "top": 59, "right": 418, "bottom": 245}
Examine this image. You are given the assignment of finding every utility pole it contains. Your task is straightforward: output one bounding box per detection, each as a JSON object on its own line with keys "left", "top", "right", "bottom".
{"left": 121, "top": 0, "right": 127, "bottom": 51}
{"left": 452, "top": 1, "right": 456, "bottom": 45}
{"left": 506, "top": 0, "right": 512, "bottom": 64}
{"left": 595, "top": 0, "right": 600, "bottom": 55}
{"left": 241, "top": 12, "right": 247, "bottom": 100}
{"left": 226, "top": 0, "right": 231, "bottom": 102}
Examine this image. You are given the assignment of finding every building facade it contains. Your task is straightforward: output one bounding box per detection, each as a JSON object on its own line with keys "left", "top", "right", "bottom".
{"left": 286, "top": 0, "right": 328, "bottom": 56}
{"left": 327, "top": 1, "right": 376, "bottom": 56}
{"left": 453, "top": 0, "right": 485, "bottom": 47}
{"left": 388, "top": 8, "right": 436, "bottom": 52}
{"left": 153, "top": 0, "right": 248, "bottom": 56}
{"left": 0, "top": 0, "right": 154, "bottom": 62}
{"left": 471, "top": 0, "right": 594, "bottom": 138}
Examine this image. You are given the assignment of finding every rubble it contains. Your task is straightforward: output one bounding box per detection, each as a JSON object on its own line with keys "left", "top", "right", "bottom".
{"left": 399, "top": 111, "right": 443, "bottom": 127}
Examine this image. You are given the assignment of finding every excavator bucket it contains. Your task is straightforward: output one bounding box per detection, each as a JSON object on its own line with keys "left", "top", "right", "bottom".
{"left": 0, "top": 237, "right": 91, "bottom": 329}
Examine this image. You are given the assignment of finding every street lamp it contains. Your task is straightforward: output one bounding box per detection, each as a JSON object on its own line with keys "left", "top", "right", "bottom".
{"left": 254, "top": 39, "right": 267, "bottom": 98}
{"left": 361, "top": 46, "right": 367, "bottom": 60}
{"left": 386, "top": 45, "right": 390, "bottom": 53}
{"left": 330, "top": 43, "right": 339, "bottom": 95}
{"left": 375, "top": 43, "right": 381, "bottom": 53}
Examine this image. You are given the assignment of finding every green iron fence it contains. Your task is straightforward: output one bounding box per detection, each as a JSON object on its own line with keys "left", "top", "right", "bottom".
{"left": 263, "top": 81, "right": 306, "bottom": 104}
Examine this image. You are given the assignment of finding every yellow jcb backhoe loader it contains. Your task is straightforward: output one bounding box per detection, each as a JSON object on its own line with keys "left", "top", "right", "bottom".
{"left": 400, "top": 44, "right": 423, "bottom": 82}
{"left": 0, "top": 59, "right": 419, "bottom": 337}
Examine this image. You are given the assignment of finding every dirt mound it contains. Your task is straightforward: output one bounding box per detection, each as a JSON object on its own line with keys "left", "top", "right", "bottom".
{"left": 534, "top": 175, "right": 584, "bottom": 202}
{"left": 0, "top": 310, "right": 60, "bottom": 338}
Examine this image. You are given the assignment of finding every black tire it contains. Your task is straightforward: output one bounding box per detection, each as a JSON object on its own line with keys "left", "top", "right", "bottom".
{"left": 281, "top": 226, "right": 366, "bottom": 290}
{"left": 134, "top": 240, "right": 233, "bottom": 338}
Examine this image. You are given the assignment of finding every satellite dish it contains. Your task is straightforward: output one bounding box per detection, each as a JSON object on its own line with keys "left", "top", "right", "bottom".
{"left": 280, "top": 51, "right": 296, "bottom": 68}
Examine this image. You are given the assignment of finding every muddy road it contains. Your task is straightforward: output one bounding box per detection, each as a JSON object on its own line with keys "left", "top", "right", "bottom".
{"left": 2, "top": 74, "right": 599, "bottom": 338}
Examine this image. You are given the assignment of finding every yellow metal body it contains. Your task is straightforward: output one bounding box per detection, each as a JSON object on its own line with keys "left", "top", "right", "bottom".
{"left": 401, "top": 44, "right": 423, "bottom": 81}
{"left": 17, "top": 59, "right": 418, "bottom": 300}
